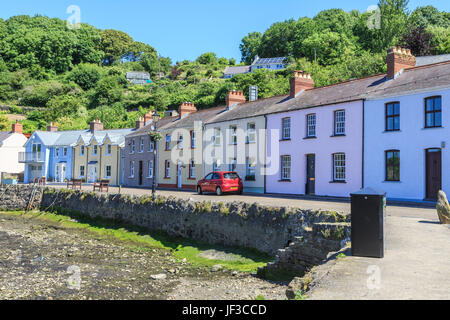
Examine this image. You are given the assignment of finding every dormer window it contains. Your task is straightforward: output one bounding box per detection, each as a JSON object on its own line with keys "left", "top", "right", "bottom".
{"left": 80, "top": 146, "right": 85, "bottom": 156}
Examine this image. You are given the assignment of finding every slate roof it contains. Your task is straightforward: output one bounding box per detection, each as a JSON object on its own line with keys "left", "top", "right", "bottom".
{"left": 126, "top": 72, "right": 150, "bottom": 80}
{"left": 161, "top": 106, "right": 227, "bottom": 131}
{"left": 0, "top": 131, "right": 11, "bottom": 143}
{"left": 223, "top": 66, "right": 250, "bottom": 75}
{"left": 125, "top": 116, "right": 178, "bottom": 138}
{"left": 415, "top": 54, "right": 450, "bottom": 67}
{"left": 207, "top": 60, "right": 450, "bottom": 123}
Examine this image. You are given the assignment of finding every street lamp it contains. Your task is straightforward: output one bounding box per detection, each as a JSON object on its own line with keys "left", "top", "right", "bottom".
{"left": 149, "top": 114, "right": 161, "bottom": 201}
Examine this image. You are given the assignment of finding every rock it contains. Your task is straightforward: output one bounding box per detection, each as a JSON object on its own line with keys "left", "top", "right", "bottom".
{"left": 286, "top": 277, "right": 306, "bottom": 300}
{"left": 210, "top": 265, "right": 223, "bottom": 272}
{"left": 437, "top": 191, "right": 450, "bottom": 224}
{"left": 150, "top": 274, "right": 167, "bottom": 280}
{"left": 232, "top": 271, "right": 239, "bottom": 276}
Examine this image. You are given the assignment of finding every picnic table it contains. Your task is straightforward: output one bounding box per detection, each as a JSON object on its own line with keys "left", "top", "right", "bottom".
{"left": 67, "top": 179, "right": 82, "bottom": 190}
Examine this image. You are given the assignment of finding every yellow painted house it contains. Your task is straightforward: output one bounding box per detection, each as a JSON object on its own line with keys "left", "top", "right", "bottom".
{"left": 157, "top": 103, "right": 225, "bottom": 190}
{"left": 72, "top": 119, "right": 135, "bottom": 186}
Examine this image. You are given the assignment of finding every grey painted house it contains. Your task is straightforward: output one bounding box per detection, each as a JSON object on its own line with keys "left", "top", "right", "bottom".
{"left": 122, "top": 114, "right": 174, "bottom": 188}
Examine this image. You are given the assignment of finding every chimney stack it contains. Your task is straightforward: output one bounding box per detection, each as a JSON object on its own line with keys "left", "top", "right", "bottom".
{"left": 90, "top": 118, "right": 104, "bottom": 134}
{"left": 144, "top": 111, "right": 155, "bottom": 125}
{"left": 136, "top": 117, "right": 144, "bottom": 130}
{"left": 387, "top": 46, "right": 416, "bottom": 80}
{"left": 226, "top": 90, "right": 246, "bottom": 108}
{"left": 12, "top": 121, "right": 23, "bottom": 134}
{"left": 178, "top": 102, "right": 197, "bottom": 118}
{"left": 47, "top": 122, "right": 58, "bottom": 132}
{"left": 290, "top": 71, "right": 314, "bottom": 99}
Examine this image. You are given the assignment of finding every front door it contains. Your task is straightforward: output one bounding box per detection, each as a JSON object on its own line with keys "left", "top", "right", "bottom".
{"left": 426, "top": 149, "right": 442, "bottom": 200}
{"left": 139, "top": 161, "right": 143, "bottom": 186}
{"left": 88, "top": 166, "right": 97, "bottom": 183}
{"left": 56, "top": 164, "right": 66, "bottom": 183}
{"left": 306, "top": 154, "right": 316, "bottom": 195}
{"left": 177, "top": 163, "right": 182, "bottom": 189}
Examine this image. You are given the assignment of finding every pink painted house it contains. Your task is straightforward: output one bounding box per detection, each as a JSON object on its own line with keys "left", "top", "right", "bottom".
{"left": 264, "top": 71, "right": 387, "bottom": 197}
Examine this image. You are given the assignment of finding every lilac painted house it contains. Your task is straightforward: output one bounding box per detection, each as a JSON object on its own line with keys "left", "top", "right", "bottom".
{"left": 264, "top": 71, "right": 388, "bottom": 197}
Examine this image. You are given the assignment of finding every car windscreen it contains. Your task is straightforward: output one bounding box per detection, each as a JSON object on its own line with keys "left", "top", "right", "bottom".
{"left": 223, "top": 173, "right": 239, "bottom": 180}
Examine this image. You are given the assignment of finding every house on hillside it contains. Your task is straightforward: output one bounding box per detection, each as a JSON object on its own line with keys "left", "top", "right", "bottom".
{"left": 223, "top": 66, "right": 250, "bottom": 79}
{"left": 0, "top": 121, "right": 27, "bottom": 176}
{"left": 126, "top": 71, "right": 151, "bottom": 85}
{"left": 250, "top": 56, "right": 287, "bottom": 73}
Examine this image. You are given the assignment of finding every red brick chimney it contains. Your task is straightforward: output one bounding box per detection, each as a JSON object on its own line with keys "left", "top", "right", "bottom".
{"left": 178, "top": 102, "right": 197, "bottom": 118}
{"left": 136, "top": 117, "right": 144, "bottom": 129}
{"left": 90, "top": 118, "right": 104, "bottom": 134}
{"left": 12, "top": 121, "right": 23, "bottom": 134}
{"left": 144, "top": 111, "right": 155, "bottom": 125}
{"left": 226, "top": 90, "right": 246, "bottom": 108}
{"left": 290, "top": 71, "right": 314, "bottom": 98}
{"left": 387, "top": 46, "right": 416, "bottom": 80}
{"left": 47, "top": 122, "right": 58, "bottom": 132}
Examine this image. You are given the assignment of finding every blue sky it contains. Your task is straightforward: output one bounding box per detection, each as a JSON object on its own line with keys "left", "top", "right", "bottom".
{"left": 2, "top": 1, "right": 449, "bottom": 63}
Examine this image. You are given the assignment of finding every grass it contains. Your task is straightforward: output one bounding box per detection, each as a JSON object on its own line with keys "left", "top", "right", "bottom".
{"left": 0, "top": 210, "right": 272, "bottom": 273}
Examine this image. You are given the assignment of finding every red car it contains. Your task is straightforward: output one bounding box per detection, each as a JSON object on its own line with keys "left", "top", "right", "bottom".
{"left": 197, "top": 172, "right": 243, "bottom": 196}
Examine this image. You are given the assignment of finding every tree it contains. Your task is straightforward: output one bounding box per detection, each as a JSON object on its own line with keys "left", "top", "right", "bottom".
{"left": 196, "top": 52, "right": 218, "bottom": 65}
{"left": 239, "top": 32, "right": 262, "bottom": 64}
{"left": 377, "top": 0, "right": 410, "bottom": 50}
{"left": 67, "top": 63, "right": 103, "bottom": 90}
{"left": 258, "top": 20, "right": 298, "bottom": 58}
{"left": 312, "top": 9, "right": 354, "bottom": 36}
{"left": 0, "top": 114, "right": 9, "bottom": 131}
{"left": 427, "top": 26, "right": 450, "bottom": 55}
{"left": 100, "top": 29, "right": 134, "bottom": 65}
{"left": 401, "top": 27, "right": 434, "bottom": 56}
{"left": 302, "top": 31, "right": 356, "bottom": 65}
{"left": 409, "top": 6, "right": 450, "bottom": 29}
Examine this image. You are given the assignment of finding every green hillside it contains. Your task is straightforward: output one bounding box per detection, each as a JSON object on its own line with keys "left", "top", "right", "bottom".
{"left": 0, "top": 0, "right": 448, "bottom": 133}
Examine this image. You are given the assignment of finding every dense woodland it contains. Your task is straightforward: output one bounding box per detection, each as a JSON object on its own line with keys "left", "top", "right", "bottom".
{"left": 0, "top": 0, "right": 449, "bottom": 133}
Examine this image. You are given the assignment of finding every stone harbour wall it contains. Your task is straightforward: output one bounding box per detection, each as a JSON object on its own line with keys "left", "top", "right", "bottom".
{"left": 0, "top": 186, "right": 351, "bottom": 273}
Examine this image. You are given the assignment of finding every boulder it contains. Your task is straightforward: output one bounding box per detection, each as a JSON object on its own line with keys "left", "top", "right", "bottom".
{"left": 437, "top": 191, "right": 450, "bottom": 225}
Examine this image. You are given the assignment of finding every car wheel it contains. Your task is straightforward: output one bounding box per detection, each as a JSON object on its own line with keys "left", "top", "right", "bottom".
{"left": 197, "top": 186, "right": 203, "bottom": 195}
{"left": 216, "top": 187, "right": 222, "bottom": 196}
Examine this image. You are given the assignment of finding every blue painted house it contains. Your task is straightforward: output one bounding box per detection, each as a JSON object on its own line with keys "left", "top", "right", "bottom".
{"left": 21, "top": 123, "right": 85, "bottom": 183}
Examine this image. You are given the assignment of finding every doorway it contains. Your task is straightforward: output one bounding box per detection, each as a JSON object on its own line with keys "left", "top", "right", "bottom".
{"left": 139, "top": 161, "right": 143, "bottom": 186}
{"left": 88, "top": 165, "right": 97, "bottom": 183}
{"left": 426, "top": 148, "right": 442, "bottom": 200}
{"left": 306, "top": 154, "right": 316, "bottom": 195}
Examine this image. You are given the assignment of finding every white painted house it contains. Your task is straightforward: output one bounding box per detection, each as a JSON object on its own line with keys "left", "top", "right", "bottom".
{"left": 0, "top": 122, "right": 28, "bottom": 175}
{"left": 364, "top": 48, "right": 450, "bottom": 201}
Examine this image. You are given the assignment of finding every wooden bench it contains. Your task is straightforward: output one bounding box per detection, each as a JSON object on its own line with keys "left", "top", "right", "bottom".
{"left": 67, "top": 179, "right": 82, "bottom": 190}
{"left": 93, "top": 180, "right": 110, "bottom": 192}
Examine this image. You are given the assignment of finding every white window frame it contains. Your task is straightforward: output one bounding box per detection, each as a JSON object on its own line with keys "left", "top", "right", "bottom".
{"left": 93, "top": 145, "right": 98, "bottom": 156}
{"left": 55, "top": 148, "right": 60, "bottom": 157}
{"left": 282, "top": 118, "right": 291, "bottom": 140}
{"left": 80, "top": 146, "right": 85, "bottom": 156}
{"left": 105, "top": 165, "right": 112, "bottom": 178}
{"left": 334, "top": 110, "right": 346, "bottom": 136}
{"left": 106, "top": 144, "right": 112, "bottom": 156}
{"left": 191, "top": 131, "right": 196, "bottom": 149}
{"left": 307, "top": 114, "right": 316, "bottom": 137}
{"left": 281, "top": 155, "right": 291, "bottom": 181}
{"left": 79, "top": 165, "right": 85, "bottom": 178}
{"left": 63, "top": 147, "right": 67, "bottom": 157}
{"left": 230, "top": 125, "right": 237, "bottom": 145}
{"left": 139, "top": 138, "right": 144, "bottom": 153}
{"left": 213, "top": 128, "right": 221, "bottom": 146}
{"left": 130, "top": 140, "right": 135, "bottom": 154}
{"left": 189, "top": 160, "right": 196, "bottom": 179}
{"left": 165, "top": 135, "right": 171, "bottom": 150}
{"left": 165, "top": 161, "right": 171, "bottom": 178}
{"left": 130, "top": 161, "right": 135, "bottom": 178}
{"left": 333, "top": 153, "right": 346, "bottom": 182}
{"left": 177, "top": 134, "right": 183, "bottom": 149}
{"left": 149, "top": 140, "right": 154, "bottom": 152}
{"left": 247, "top": 123, "right": 256, "bottom": 144}
{"left": 148, "top": 160, "right": 154, "bottom": 178}
{"left": 246, "top": 157, "right": 256, "bottom": 177}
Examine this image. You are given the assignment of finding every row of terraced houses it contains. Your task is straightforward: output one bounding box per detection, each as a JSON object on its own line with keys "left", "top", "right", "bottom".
{"left": 15, "top": 47, "right": 450, "bottom": 202}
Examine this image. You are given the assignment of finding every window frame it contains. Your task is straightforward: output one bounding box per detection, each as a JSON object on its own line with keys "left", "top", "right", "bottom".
{"left": 280, "top": 155, "right": 291, "bottom": 181}
{"left": 148, "top": 160, "right": 154, "bottom": 178}
{"left": 79, "top": 165, "right": 85, "bottom": 178}
{"left": 385, "top": 150, "right": 400, "bottom": 182}
{"left": 281, "top": 117, "right": 291, "bottom": 140}
{"left": 105, "top": 165, "right": 112, "bottom": 178}
{"left": 334, "top": 110, "right": 346, "bottom": 136}
{"left": 190, "top": 130, "right": 196, "bottom": 149}
{"left": 247, "top": 122, "right": 256, "bottom": 144}
{"left": 306, "top": 113, "right": 316, "bottom": 138}
{"left": 213, "top": 128, "right": 221, "bottom": 146}
{"left": 385, "top": 102, "right": 400, "bottom": 132}
{"left": 425, "top": 96, "right": 442, "bottom": 128}
{"left": 165, "top": 160, "right": 170, "bottom": 178}
{"left": 189, "top": 160, "right": 196, "bottom": 179}
{"left": 332, "top": 153, "right": 346, "bottom": 182}
{"left": 230, "top": 125, "right": 238, "bottom": 145}
{"left": 165, "top": 134, "right": 171, "bottom": 151}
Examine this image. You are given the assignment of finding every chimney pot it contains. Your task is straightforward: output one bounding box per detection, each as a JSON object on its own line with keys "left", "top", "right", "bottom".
{"left": 47, "top": 122, "right": 58, "bottom": 132}
{"left": 178, "top": 101, "right": 197, "bottom": 118}
{"left": 12, "top": 121, "right": 23, "bottom": 134}
{"left": 90, "top": 119, "right": 104, "bottom": 134}
{"left": 290, "top": 70, "right": 315, "bottom": 98}
{"left": 226, "top": 90, "right": 246, "bottom": 108}
{"left": 387, "top": 46, "right": 416, "bottom": 80}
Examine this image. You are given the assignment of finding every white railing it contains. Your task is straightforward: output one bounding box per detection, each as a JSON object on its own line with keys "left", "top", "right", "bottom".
{"left": 18, "top": 152, "right": 45, "bottom": 163}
